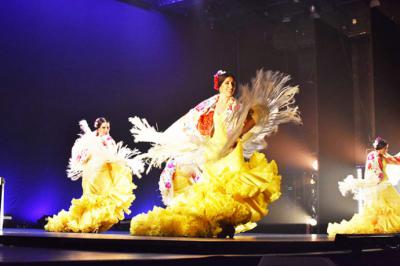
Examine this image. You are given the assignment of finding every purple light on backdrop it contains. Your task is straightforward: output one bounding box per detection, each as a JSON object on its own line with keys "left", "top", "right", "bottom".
{"left": 30, "top": 200, "right": 56, "bottom": 223}
{"left": 131, "top": 199, "right": 160, "bottom": 216}
{"left": 1, "top": 0, "right": 187, "bottom": 224}
{"left": 158, "top": 0, "right": 185, "bottom": 7}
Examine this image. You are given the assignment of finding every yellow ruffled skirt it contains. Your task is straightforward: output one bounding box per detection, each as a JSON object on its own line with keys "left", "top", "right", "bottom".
{"left": 327, "top": 183, "right": 400, "bottom": 236}
{"left": 45, "top": 162, "right": 136, "bottom": 233}
{"left": 130, "top": 141, "right": 281, "bottom": 237}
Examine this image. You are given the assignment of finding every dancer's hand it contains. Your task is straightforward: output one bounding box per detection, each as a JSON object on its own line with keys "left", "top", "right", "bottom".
{"left": 384, "top": 154, "right": 400, "bottom": 165}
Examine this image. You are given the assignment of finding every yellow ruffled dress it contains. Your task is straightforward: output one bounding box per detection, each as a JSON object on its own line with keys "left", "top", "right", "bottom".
{"left": 327, "top": 161, "right": 400, "bottom": 236}
{"left": 130, "top": 113, "right": 281, "bottom": 237}
{"left": 45, "top": 155, "right": 136, "bottom": 233}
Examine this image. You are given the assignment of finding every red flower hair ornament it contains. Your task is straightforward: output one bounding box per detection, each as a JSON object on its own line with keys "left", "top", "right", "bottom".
{"left": 213, "top": 70, "right": 227, "bottom": 90}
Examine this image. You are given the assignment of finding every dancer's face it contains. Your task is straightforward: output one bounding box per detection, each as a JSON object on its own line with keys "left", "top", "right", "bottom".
{"left": 219, "top": 76, "right": 235, "bottom": 98}
{"left": 379, "top": 144, "right": 389, "bottom": 154}
{"left": 384, "top": 145, "right": 389, "bottom": 153}
{"left": 97, "top": 122, "right": 110, "bottom": 137}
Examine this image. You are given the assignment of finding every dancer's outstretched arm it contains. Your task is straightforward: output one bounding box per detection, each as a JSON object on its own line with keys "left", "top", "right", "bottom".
{"left": 384, "top": 153, "right": 400, "bottom": 165}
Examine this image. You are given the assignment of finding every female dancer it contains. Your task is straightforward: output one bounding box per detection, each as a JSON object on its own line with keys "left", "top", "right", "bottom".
{"left": 128, "top": 69, "right": 301, "bottom": 237}
{"left": 45, "top": 118, "right": 143, "bottom": 233}
{"left": 328, "top": 137, "right": 400, "bottom": 236}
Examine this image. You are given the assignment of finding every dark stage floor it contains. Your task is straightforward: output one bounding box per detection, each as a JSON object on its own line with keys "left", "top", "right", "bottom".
{"left": 0, "top": 229, "right": 399, "bottom": 265}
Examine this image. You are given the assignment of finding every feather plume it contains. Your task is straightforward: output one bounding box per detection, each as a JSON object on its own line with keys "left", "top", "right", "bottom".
{"left": 225, "top": 69, "right": 301, "bottom": 157}
{"left": 79, "top": 120, "right": 92, "bottom": 134}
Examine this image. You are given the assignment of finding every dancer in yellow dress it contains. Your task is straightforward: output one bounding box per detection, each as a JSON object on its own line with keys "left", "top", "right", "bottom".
{"left": 129, "top": 70, "right": 301, "bottom": 237}
{"left": 327, "top": 137, "right": 400, "bottom": 236}
{"left": 45, "top": 118, "right": 143, "bottom": 233}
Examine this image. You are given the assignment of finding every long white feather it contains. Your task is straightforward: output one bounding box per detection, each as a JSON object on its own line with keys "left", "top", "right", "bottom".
{"left": 128, "top": 69, "right": 302, "bottom": 172}
{"left": 79, "top": 120, "right": 92, "bottom": 134}
{"left": 129, "top": 115, "right": 207, "bottom": 173}
{"left": 225, "top": 69, "right": 302, "bottom": 157}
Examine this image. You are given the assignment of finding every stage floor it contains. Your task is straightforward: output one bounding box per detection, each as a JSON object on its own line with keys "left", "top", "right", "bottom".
{"left": 1, "top": 229, "right": 400, "bottom": 265}
{"left": 0, "top": 229, "right": 335, "bottom": 255}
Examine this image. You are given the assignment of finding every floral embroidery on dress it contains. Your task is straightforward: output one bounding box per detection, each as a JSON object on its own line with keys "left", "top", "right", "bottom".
{"left": 98, "top": 135, "right": 116, "bottom": 148}
{"left": 368, "top": 153, "right": 375, "bottom": 161}
{"left": 197, "top": 110, "right": 215, "bottom": 136}
{"left": 159, "top": 94, "right": 239, "bottom": 205}
{"left": 159, "top": 159, "right": 177, "bottom": 205}
{"left": 365, "top": 151, "right": 385, "bottom": 181}
{"left": 73, "top": 136, "right": 115, "bottom": 166}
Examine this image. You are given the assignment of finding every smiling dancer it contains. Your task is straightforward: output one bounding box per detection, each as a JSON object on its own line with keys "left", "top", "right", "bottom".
{"left": 129, "top": 69, "right": 301, "bottom": 237}
{"left": 45, "top": 118, "right": 143, "bottom": 233}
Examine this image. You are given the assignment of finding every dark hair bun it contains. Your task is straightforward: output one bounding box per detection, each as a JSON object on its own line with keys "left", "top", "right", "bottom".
{"left": 373, "top": 136, "right": 388, "bottom": 150}
{"left": 94, "top": 117, "right": 109, "bottom": 129}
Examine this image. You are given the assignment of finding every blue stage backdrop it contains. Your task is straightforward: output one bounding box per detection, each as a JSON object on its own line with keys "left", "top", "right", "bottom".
{"left": 0, "top": 0, "right": 237, "bottom": 224}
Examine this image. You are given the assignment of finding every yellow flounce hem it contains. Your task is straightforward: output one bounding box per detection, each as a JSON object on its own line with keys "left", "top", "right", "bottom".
{"left": 45, "top": 162, "right": 136, "bottom": 233}
{"left": 130, "top": 141, "right": 281, "bottom": 237}
{"left": 327, "top": 184, "right": 400, "bottom": 236}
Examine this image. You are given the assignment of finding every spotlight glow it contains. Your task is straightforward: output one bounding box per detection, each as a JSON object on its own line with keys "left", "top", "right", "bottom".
{"left": 308, "top": 217, "right": 317, "bottom": 226}
{"left": 263, "top": 132, "right": 316, "bottom": 169}
{"left": 312, "top": 160, "right": 319, "bottom": 171}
